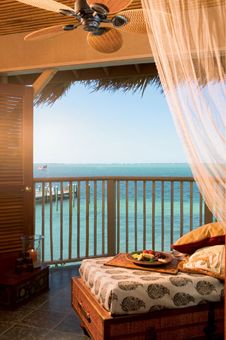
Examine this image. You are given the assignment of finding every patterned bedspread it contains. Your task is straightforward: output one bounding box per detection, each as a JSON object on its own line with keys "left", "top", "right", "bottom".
{"left": 79, "top": 257, "right": 224, "bottom": 315}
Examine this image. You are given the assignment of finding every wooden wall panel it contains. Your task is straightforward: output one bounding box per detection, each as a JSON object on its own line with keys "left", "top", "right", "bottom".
{"left": 0, "top": 84, "right": 33, "bottom": 254}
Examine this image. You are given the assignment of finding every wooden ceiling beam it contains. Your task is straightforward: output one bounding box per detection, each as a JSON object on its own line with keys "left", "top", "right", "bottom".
{"left": 7, "top": 63, "right": 158, "bottom": 86}
{"left": 32, "top": 69, "right": 57, "bottom": 96}
{"left": 0, "top": 30, "right": 152, "bottom": 75}
{"left": 134, "top": 64, "right": 141, "bottom": 74}
{"left": 71, "top": 70, "right": 80, "bottom": 80}
{"left": 103, "top": 67, "right": 110, "bottom": 76}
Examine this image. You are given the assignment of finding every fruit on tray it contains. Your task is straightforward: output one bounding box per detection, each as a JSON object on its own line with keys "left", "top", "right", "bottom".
{"left": 131, "top": 250, "right": 168, "bottom": 263}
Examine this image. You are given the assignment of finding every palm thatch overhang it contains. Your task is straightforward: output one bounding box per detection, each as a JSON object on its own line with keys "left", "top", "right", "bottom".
{"left": 7, "top": 63, "right": 160, "bottom": 106}
{"left": 35, "top": 64, "right": 161, "bottom": 106}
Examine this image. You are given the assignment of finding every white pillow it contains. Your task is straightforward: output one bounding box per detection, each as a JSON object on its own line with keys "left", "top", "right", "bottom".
{"left": 182, "top": 244, "right": 225, "bottom": 280}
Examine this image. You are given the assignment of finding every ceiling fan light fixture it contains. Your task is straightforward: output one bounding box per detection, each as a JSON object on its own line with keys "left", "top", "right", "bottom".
{"left": 59, "top": 8, "right": 76, "bottom": 16}
{"left": 90, "top": 3, "right": 109, "bottom": 15}
{"left": 112, "top": 15, "right": 128, "bottom": 28}
{"left": 63, "top": 24, "right": 76, "bottom": 31}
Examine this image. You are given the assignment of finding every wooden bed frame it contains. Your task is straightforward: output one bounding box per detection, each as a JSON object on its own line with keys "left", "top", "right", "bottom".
{"left": 71, "top": 277, "right": 224, "bottom": 340}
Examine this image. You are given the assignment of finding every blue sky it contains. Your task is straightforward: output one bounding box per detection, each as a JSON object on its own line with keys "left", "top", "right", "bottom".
{"left": 34, "top": 82, "right": 187, "bottom": 164}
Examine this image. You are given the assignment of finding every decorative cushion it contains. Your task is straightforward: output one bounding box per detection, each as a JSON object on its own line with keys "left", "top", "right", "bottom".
{"left": 179, "top": 244, "right": 225, "bottom": 281}
{"left": 172, "top": 222, "right": 225, "bottom": 254}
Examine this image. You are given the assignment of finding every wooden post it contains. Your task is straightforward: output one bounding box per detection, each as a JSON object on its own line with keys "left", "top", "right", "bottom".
{"left": 107, "top": 180, "right": 116, "bottom": 256}
{"left": 204, "top": 202, "right": 213, "bottom": 224}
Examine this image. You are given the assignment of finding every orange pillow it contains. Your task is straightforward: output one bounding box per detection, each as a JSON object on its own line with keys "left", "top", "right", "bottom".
{"left": 172, "top": 222, "right": 225, "bottom": 254}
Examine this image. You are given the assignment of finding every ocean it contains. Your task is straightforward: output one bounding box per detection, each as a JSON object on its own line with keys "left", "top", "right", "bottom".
{"left": 34, "top": 163, "right": 203, "bottom": 263}
{"left": 34, "top": 163, "right": 192, "bottom": 178}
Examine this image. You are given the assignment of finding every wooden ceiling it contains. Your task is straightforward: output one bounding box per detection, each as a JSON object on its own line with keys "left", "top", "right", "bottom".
{"left": 0, "top": 0, "right": 221, "bottom": 36}
{"left": 1, "top": 0, "right": 222, "bottom": 93}
{"left": 0, "top": 0, "right": 142, "bottom": 35}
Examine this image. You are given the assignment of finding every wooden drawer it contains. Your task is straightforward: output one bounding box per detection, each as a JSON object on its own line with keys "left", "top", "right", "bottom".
{"left": 71, "top": 277, "right": 224, "bottom": 340}
{"left": 72, "top": 277, "right": 111, "bottom": 340}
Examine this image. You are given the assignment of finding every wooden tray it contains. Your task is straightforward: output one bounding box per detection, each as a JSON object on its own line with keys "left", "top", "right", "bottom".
{"left": 104, "top": 253, "right": 180, "bottom": 274}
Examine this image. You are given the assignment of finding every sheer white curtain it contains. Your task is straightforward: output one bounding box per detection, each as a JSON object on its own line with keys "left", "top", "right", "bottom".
{"left": 141, "top": 0, "right": 226, "bottom": 228}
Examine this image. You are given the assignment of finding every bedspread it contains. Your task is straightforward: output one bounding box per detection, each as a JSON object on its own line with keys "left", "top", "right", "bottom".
{"left": 79, "top": 257, "right": 224, "bottom": 315}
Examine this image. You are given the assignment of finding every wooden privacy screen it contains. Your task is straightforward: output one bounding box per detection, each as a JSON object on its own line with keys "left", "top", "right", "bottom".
{"left": 0, "top": 84, "right": 33, "bottom": 254}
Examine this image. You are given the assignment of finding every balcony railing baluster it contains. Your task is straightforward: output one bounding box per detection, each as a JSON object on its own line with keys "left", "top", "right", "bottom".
{"left": 199, "top": 192, "right": 203, "bottom": 225}
{"left": 41, "top": 182, "right": 45, "bottom": 262}
{"left": 107, "top": 180, "right": 116, "bottom": 256}
{"left": 116, "top": 181, "right": 120, "bottom": 253}
{"left": 126, "top": 181, "right": 129, "bottom": 253}
{"left": 190, "top": 182, "right": 193, "bottom": 231}
{"left": 77, "top": 181, "right": 81, "bottom": 259}
{"left": 180, "top": 182, "right": 184, "bottom": 237}
{"left": 49, "top": 182, "right": 53, "bottom": 262}
{"left": 134, "top": 181, "right": 137, "bottom": 251}
{"left": 143, "top": 181, "right": 146, "bottom": 250}
{"left": 69, "top": 181, "right": 73, "bottom": 260}
{"left": 102, "top": 181, "right": 105, "bottom": 255}
{"left": 161, "top": 181, "right": 164, "bottom": 251}
{"left": 170, "top": 181, "right": 174, "bottom": 246}
{"left": 152, "top": 181, "right": 156, "bottom": 250}
{"left": 86, "top": 181, "right": 90, "bottom": 258}
{"left": 94, "top": 180, "right": 97, "bottom": 257}
{"left": 60, "top": 182, "right": 63, "bottom": 261}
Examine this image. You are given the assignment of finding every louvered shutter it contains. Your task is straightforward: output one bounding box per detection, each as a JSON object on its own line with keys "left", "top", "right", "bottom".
{"left": 0, "top": 84, "right": 33, "bottom": 254}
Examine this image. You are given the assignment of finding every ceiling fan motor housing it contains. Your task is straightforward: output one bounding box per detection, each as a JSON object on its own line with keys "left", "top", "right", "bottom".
{"left": 74, "top": 0, "right": 110, "bottom": 33}
{"left": 83, "top": 17, "right": 101, "bottom": 32}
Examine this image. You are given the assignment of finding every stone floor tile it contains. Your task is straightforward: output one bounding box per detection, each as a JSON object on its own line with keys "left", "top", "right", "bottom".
{"left": 0, "top": 322, "right": 14, "bottom": 336}
{"left": 54, "top": 313, "right": 83, "bottom": 333}
{"left": 0, "top": 325, "right": 48, "bottom": 340}
{"left": 20, "top": 309, "right": 67, "bottom": 329}
{"left": 38, "top": 294, "right": 73, "bottom": 313}
{"left": 43, "top": 330, "right": 89, "bottom": 340}
{"left": 0, "top": 306, "right": 33, "bottom": 322}
{"left": 24, "top": 293, "right": 49, "bottom": 310}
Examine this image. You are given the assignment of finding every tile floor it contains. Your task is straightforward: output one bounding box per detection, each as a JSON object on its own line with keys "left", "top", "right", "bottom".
{"left": 0, "top": 266, "right": 89, "bottom": 340}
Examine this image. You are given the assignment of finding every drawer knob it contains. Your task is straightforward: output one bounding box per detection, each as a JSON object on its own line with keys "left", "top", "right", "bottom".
{"left": 78, "top": 301, "right": 91, "bottom": 323}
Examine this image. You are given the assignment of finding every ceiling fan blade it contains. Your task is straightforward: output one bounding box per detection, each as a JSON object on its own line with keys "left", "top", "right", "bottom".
{"left": 118, "top": 9, "right": 146, "bottom": 34}
{"left": 87, "top": 28, "right": 123, "bottom": 53}
{"left": 15, "top": 0, "right": 76, "bottom": 15}
{"left": 87, "top": 0, "right": 132, "bottom": 14}
{"left": 24, "top": 25, "right": 66, "bottom": 41}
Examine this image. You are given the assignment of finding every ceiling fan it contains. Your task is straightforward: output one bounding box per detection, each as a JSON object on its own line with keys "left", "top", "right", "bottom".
{"left": 15, "top": 0, "right": 146, "bottom": 53}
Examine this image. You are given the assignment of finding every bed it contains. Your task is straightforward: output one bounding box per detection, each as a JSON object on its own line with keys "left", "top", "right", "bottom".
{"left": 71, "top": 222, "right": 225, "bottom": 339}
{"left": 71, "top": 255, "right": 224, "bottom": 340}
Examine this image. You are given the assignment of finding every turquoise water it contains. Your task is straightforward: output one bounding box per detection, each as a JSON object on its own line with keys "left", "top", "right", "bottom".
{"left": 34, "top": 163, "right": 192, "bottom": 178}
{"left": 34, "top": 163, "right": 205, "bottom": 262}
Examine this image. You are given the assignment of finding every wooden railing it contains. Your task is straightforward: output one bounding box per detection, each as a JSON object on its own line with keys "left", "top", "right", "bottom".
{"left": 33, "top": 176, "right": 213, "bottom": 265}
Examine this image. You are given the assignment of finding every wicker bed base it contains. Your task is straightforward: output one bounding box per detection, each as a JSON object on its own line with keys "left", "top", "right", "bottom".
{"left": 71, "top": 277, "right": 224, "bottom": 340}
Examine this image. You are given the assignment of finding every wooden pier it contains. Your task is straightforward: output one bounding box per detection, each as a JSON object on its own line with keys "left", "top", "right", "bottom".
{"left": 35, "top": 186, "right": 77, "bottom": 202}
